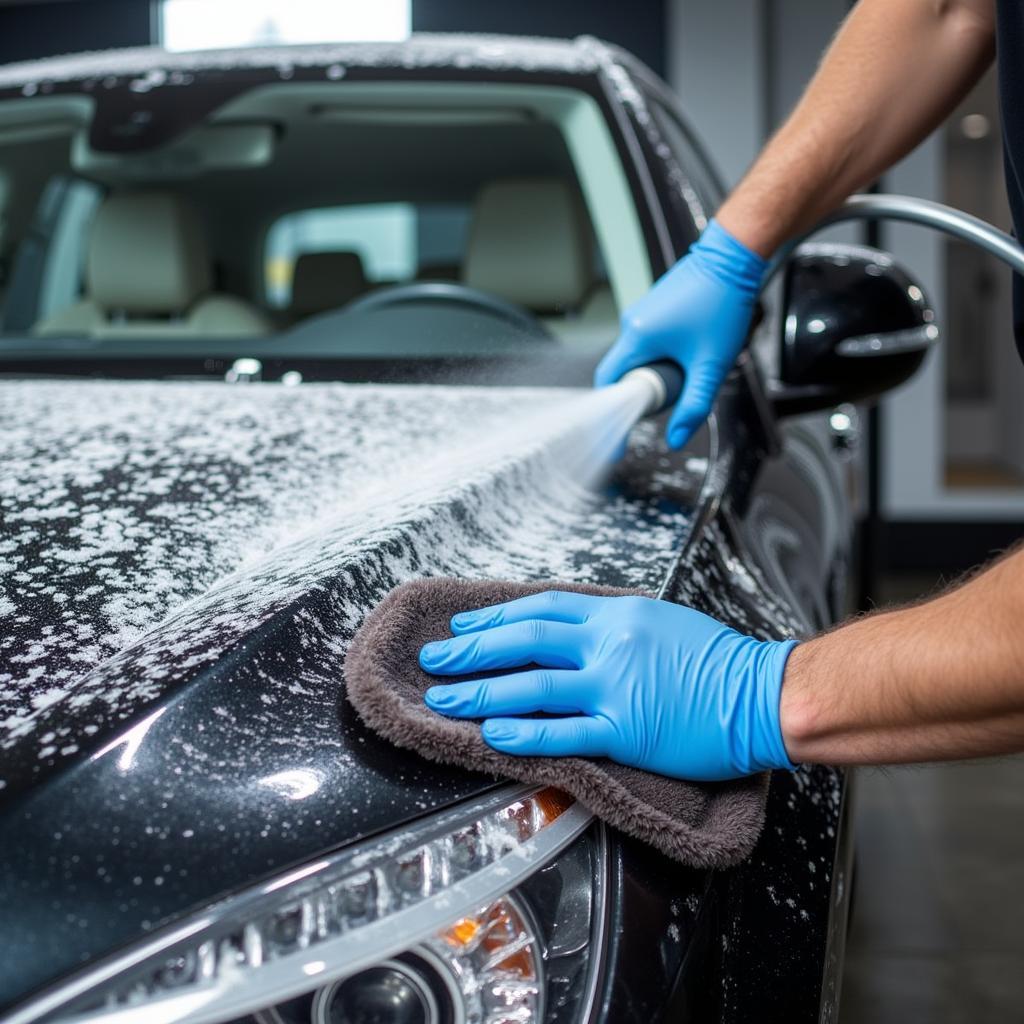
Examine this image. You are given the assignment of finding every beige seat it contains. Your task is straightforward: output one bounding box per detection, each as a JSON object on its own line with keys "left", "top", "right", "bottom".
{"left": 35, "top": 191, "right": 269, "bottom": 338}
{"left": 461, "top": 177, "right": 617, "bottom": 344}
{"left": 288, "top": 251, "right": 369, "bottom": 321}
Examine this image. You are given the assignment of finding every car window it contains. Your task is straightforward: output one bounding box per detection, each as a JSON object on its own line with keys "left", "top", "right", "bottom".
{"left": 265, "top": 201, "right": 471, "bottom": 309}
{"left": 0, "top": 79, "right": 653, "bottom": 362}
{"left": 0, "top": 170, "right": 8, "bottom": 247}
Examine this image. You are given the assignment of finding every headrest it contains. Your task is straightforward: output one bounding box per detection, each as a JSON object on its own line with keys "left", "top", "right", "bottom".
{"left": 463, "top": 178, "right": 592, "bottom": 311}
{"left": 87, "top": 191, "right": 210, "bottom": 313}
{"left": 290, "top": 251, "right": 369, "bottom": 316}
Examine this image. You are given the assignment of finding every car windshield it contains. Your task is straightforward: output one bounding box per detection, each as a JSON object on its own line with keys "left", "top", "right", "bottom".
{"left": 0, "top": 72, "right": 653, "bottom": 379}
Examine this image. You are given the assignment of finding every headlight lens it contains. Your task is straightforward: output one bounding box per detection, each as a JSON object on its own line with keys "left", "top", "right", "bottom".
{"left": 12, "top": 786, "right": 604, "bottom": 1024}
{"left": 261, "top": 893, "right": 544, "bottom": 1024}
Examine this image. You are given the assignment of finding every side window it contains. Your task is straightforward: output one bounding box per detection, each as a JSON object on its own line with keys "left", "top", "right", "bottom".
{"left": 0, "top": 170, "right": 9, "bottom": 258}
{"left": 647, "top": 99, "right": 725, "bottom": 234}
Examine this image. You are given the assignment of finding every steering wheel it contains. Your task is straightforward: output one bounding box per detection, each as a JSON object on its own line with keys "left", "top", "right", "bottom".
{"left": 343, "top": 282, "right": 553, "bottom": 341}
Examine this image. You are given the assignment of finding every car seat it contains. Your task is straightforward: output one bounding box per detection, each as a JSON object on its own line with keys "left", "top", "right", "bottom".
{"left": 34, "top": 190, "right": 269, "bottom": 338}
{"left": 461, "top": 177, "right": 616, "bottom": 343}
{"left": 288, "top": 250, "right": 370, "bottom": 322}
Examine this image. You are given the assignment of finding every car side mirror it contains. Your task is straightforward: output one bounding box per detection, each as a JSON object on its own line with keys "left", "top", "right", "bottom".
{"left": 768, "top": 243, "right": 938, "bottom": 416}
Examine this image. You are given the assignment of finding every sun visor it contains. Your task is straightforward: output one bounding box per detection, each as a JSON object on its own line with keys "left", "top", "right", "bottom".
{"left": 71, "top": 122, "right": 275, "bottom": 180}
{"left": 0, "top": 95, "right": 93, "bottom": 146}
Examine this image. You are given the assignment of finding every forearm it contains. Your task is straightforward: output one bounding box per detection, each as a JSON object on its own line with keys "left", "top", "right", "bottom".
{"left": 717, "top": 0, "right": 995, "bottom": 257}
{"left": 781, "top": 546, "right": 1024, "bottom": 765}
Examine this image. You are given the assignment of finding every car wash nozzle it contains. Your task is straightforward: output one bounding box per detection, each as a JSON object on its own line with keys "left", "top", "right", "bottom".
{"left": 621, "top": 359, "right": 684, "bottom": 417}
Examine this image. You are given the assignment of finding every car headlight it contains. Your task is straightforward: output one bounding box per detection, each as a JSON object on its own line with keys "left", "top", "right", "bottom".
{"left": 9, "top": 786, "right": 606, "bottom": 1024}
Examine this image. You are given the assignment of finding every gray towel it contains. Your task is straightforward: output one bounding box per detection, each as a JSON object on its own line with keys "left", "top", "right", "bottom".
{"left": 345, "top": 577, "right": 769, "bottom": 868}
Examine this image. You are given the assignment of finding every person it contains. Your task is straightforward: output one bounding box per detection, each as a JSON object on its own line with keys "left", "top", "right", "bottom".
{"left": 418, "top": 0, "right": 1024, "bottom": 782}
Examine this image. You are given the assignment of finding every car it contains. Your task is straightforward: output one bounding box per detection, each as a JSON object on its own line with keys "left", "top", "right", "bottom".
{"left": 0, "top": 33, "right": 935, "bottom": 1024}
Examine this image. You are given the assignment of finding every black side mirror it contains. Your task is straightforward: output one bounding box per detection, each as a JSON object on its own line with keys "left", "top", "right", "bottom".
{"left": 769, "top": 242, "right": 938, "bottom": 416}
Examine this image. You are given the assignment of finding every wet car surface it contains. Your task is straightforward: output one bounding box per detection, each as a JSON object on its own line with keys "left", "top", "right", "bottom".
{"left": 0, "top": 34, "right": 861, "bottom": 1024}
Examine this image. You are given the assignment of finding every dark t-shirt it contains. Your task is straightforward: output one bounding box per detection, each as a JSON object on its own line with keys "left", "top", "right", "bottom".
{"left": 996, "top": 0, "right": 1024, "bottom": 361}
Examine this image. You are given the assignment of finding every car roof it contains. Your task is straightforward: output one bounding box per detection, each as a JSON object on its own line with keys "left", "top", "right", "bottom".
{"left": 0, "top": 33, "right": 620, "bottom": 92}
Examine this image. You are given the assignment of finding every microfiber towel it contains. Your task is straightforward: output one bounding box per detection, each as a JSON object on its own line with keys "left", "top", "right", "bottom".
{"left": 345, "top": 578, "right": 769, "bottom": 868}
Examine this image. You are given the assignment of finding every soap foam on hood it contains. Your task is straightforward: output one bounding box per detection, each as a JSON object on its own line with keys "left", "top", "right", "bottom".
{"left": 0, "top": 379, "right": 696, "bottom": 785}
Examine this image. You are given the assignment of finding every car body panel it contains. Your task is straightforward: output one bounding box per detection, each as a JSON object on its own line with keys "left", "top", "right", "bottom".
{"left": 0, "top": 35, "right": 854, "bottom": 1024}
{"left": 0, "top": 379, "right": 703, "bottom": 1005}
{"left": 0, "top": 382, "right": 695, "bottom": 793}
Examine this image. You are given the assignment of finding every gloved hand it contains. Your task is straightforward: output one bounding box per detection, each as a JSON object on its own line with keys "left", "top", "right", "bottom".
{"left": 595, "top": 219, "right": 767, "bottom": 449}
{"left": 420, "top": 591, "right": 797, "bottom": 781}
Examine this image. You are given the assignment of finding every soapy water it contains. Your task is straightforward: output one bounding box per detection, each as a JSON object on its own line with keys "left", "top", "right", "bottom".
{"left": 214, "top": 373, "right": 659, "bottom": 589}
{"left": 460, "top": 372, "right": 656, "bottom": 501}
{"left": 551, "top": 374, "right": 657, "bottom": 490}
{"left": 263, "top": 373, "right": 657, "bottom": 556}
{"left": 0, "top": 375, "right": 677, "bottom": 768}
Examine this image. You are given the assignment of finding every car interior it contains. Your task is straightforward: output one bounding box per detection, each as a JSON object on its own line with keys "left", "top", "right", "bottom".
{"left": 0, "top": 81, "right": 653, "bottom": 351}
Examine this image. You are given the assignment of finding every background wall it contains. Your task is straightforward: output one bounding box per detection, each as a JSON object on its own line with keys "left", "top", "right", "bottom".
{"left": 0, "top": 0, "right": 151, "bottom": 64}
{"left": 412, "top": 0, "right": 667, "bottom": 76}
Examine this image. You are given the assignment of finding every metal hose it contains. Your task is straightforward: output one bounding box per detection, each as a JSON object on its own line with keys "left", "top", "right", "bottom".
{"left": 764, "top": 192, "right": 1024, "bottom": 284}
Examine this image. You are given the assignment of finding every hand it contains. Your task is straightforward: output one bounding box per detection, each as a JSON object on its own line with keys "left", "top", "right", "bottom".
{"left": 420, "top": 591, "right": 797, "bottom": 781}
{"left": 595, "top": 219, "right": 767, "bottom": 450}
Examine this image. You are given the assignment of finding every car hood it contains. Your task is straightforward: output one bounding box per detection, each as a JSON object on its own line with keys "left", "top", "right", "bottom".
{"left": 0, "top": 378, "right": 699, "bottom": 1009}
{"left": 0, "top": 379, "right": 695, "bottom": 785}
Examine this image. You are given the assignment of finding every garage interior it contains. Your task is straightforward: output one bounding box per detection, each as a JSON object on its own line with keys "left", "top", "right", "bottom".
{"left": 1, "top": 0, "right": 1022, "bottom": 1021}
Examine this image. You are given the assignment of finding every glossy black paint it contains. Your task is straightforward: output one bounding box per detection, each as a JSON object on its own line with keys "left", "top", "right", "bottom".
{"left": 559, "top": 383, "right": 850, "bottom": 1023}
{"left": 0, "top": 38, "right": 860, "bottom": 1024}
{"left": 0, "top": 582, "right": 495, "bottom": 1001}
{"left": 0, "top": 373, "right": 707, "bottom": 1011}
{"left": 623, "top": 384, "right": 849, "bottom": 1023}
{"left": 776, "top": 242, "right": 936, "bottom": 414}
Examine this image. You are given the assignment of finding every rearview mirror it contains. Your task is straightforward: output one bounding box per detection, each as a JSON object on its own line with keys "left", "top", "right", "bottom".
{"left": 769, "top": 243, "right": 938, "bottom": 416}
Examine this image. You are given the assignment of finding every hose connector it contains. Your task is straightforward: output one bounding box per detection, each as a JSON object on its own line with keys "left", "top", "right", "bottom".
{"left": 621, "top": 359, "right": 684, "bottom": 417}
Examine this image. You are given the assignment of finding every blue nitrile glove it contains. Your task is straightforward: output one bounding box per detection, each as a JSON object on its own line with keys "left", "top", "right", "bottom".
{"left": 420, "top": 591, "right": 797, "bottom": 782}
{"left": 595, "top": 219, "right": 767, "bottom": 449}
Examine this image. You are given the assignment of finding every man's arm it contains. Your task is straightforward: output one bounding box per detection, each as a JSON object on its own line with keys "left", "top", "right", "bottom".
{"left": 718, "top": 0, "right": 997, "bottom": 257}
{"left": 782, "top": 545, "right": 1024, "bottom": 765}
{"left": 417, "top": 547, "right": 1024, "bottom": 780}
{"left": 595, "top": 0, "right": 996, "bottom": 448}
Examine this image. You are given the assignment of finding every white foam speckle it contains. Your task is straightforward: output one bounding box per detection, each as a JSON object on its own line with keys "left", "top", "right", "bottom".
{"left": 1, "top": 379, "right": 697, "bottom": 778}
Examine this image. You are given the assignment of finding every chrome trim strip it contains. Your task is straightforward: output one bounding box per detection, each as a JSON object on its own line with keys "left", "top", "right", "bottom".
{"left": 581, "top": 822, "right": 610, "bottom": 1024}
{"left": 836, "top": 324, "right": 939, "bottom": 358}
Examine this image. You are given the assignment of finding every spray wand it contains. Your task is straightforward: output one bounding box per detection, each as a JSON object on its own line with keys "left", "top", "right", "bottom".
{"left": 620, "top": 359, "right": 685, "bottom": 418}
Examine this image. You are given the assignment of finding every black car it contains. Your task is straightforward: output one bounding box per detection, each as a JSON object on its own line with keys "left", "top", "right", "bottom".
{"left": 0, "top": 34, "right": 933, "bottom": 1024}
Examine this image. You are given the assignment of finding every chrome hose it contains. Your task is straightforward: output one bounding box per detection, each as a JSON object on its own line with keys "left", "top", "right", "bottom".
{"left": 765, "top": 193, "right": 1024, "bottom": 283}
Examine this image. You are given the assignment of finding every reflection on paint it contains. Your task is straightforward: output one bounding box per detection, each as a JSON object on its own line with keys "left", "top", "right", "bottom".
{"left": 259, "top": 768, "right": 322, "bottom": 800}
{"left": 89, "top": 707, "right": 168, "bottom": 772}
